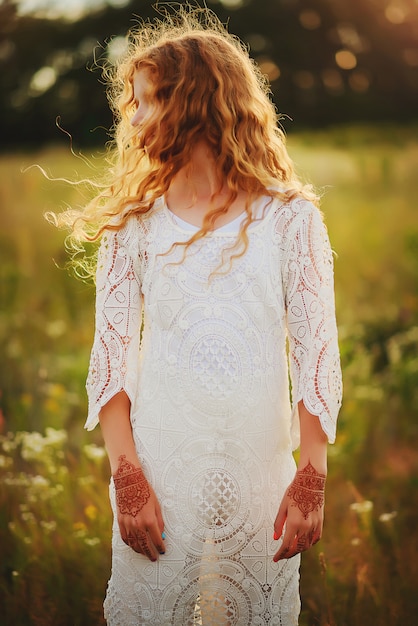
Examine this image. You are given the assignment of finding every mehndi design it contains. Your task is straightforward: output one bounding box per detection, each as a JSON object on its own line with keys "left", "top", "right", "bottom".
{"left": 113, "top": 455, "right": 151, "bottom": 517}
{"left": 287, "top": 461, "right": 326, "bottom": 519}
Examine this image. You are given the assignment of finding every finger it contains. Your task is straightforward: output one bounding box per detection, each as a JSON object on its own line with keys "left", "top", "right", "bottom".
{"left": 155, "top": 499, "right": 165, "bottom": 534}
{"left": 296, "top": 534, "right": 309, "bottom": 553}
{"left": 307, "top": 526, "right": 318, "bottom": 547}
{"left": 273, "top": 526, "right": 297, "bottom": 562}
{"left": 289, "top": 532, "right": 300, "bottom": 555}
{"left": 149, "top": 523, "right": 166, "bottom": 555}
{"left": 124, "top": 523, "right": 156, "bottom": 560}
{"left": 132, "top": 529, "right": 158, "bottom": 561}
{"left": 282, "top": 533, "right": 304, "bottom": 560}
{"left": 155, "top": 503, "right": 166, "bottom": 552}
{"left": 312, "top": 528, "right": 322, "bottom": 546}
{"left": 273, "top": 497, "right": 288, "bottom": 540}
{"left": 119, "top": 523, "right": 130, "bottom": 546}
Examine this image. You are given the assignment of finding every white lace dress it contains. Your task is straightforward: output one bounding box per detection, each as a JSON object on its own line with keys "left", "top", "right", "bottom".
{"left": 86, "top": 195, "right": 342, "bottom": 626}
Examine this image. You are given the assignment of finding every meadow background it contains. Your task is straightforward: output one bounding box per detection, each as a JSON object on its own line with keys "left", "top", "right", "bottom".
{"left": 1, "top": 124, "right": 417, "bottom": 626}
{"left": 1, "top": 0, "right": 418, "bottom": 624}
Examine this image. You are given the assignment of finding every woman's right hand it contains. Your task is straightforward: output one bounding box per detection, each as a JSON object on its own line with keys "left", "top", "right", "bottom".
{"left": 113, "top": 455, "right": 166, "bottom": 561}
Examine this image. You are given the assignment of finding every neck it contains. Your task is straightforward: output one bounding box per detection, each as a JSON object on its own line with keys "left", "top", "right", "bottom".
{"left": 170, "top": 141, "right": 224, "bottom": 202}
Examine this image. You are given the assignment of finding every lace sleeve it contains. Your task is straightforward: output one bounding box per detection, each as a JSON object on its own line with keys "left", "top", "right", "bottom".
{"left": 85, "top": 225, "right": 142, "bottom": 431}
{"left": 284, "top": 203, "right": 342, "bottom": 445}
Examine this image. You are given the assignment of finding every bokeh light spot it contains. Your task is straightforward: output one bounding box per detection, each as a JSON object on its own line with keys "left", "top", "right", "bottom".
{"left": 78, "top": 37, "right": 97, "bottom": 60}
{"left": 107, "top": 36, "right": 129, "bottom": 63}
{"left": 299, "top": 10, "right": 321, "bottom": 30}
{"left": 57, "top": 80, "right": 79, "bottom": 101}
{"left": 335, "top": 23, "right": 366, "bottom": 53}
{"left": 108, "top": 0, "right": 130, "bottom": 7}
{"left": 293, "top": 71, "right": 315, "bottom": 90}
{"left": 335, "top": 50, "right": 357, "bottom": 70}
{"left": 258, "top": 58, "right": 280, "bottom": 81}
{"left": 29, "top": 66, "right": 57, "bottom": 95}
{"left": 403, "top": 48, "right": 418, "bottom": 67}
{"left": 322, "top": 69, "right": 344, "bottom": 95}
{"left": 385, "top": 4, "right": 407, "bottom": 24}
{"left": 219, "top": 0, "right": 244, "bottom": 9}
{"left": 51, "top": 50, "right": 74, "bottom": 73}
{"left": 0, "top": 39, "right": 15, "bottom": 63}
{"left": 247, "top": 33, "right": 268, "bottom": 53}
{"left": 349, "top": 70, "right": 370, "bottom": 93}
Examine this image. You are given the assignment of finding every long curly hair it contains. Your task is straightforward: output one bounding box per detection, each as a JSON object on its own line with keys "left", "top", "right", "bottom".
{"left": 51, "top": 4, "right": 318, "bottom": 274}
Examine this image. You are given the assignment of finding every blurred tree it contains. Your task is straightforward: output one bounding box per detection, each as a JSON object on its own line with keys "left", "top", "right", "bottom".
{"left": 0, "top": 0, "right": 417, "bottom": 150}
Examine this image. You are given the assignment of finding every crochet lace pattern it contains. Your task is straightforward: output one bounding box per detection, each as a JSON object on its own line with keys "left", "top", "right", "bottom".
{"left": 86, "top": 195, "right": 342, "bottom": 625}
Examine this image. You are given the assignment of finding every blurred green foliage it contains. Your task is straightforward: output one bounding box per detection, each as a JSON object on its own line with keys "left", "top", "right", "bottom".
{"left": 0, "top": 125, "right": 418, "bottom": 624}
{"left": 1, "top": 0, "right": 418, "bottom": 149}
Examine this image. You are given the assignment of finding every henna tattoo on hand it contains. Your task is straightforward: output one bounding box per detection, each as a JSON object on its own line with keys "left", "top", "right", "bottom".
{"left": 113, "top": 455, "right": 151, "bottom": 517}
{"left": 126, "top": 530, "right": 155, "bottom": 559}
{"left": 297, "top": 535, "right": 307, "bottom": 552}
{"left": 287, "top": 461, "right": 326, "bottom": 519}
{"left": 132, "top": 529, "right": 154, "bottom": 559}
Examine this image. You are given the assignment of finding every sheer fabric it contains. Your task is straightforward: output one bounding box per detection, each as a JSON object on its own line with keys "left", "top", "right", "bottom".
{"left": 86, "top": 196, "right": 342, "bottom": 625}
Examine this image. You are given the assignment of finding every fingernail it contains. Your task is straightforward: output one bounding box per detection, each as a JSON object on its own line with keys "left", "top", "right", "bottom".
{"left": 273, "top": 531, "right": 280, "bottom": 540}
{"left": 161, "top": 532, "right": 166, "bottom": 540}
{"left": 159, "top": 551, "right": 165, "bottom": 555}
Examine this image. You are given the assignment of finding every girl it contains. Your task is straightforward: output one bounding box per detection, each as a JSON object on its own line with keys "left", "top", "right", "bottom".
{"left": 65, "top": 6, "right": 342, "bottom": 625}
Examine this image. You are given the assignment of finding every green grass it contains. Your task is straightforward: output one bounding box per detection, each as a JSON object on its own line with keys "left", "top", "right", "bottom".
{"left": 1, "top": 125, "right": 417, "bottom": 625}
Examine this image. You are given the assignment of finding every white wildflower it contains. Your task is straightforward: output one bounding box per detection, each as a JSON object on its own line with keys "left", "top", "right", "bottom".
{"left": 40, "top": 520, "right": 57, "bottom": 533}
{"left": 21, "top": 511, "right": 36, "bottom": 523}
{"left": 78, "top": 475, "right": 95, "bottom": 486}
{"left": 0, "top": 454, "right": 12, "bottom": 468}
{"left": 3, "top": 473, "right": 31, "bottom": 487}
{"left": 46, "top": 320, "right": 67, "bottom": 338}
{"left": 379, "top": 511, "right": 398, "bottom": 523}
{"left": 84, "top": 443, "right": 106, "bottom": 462}
{"left": 20, "top": 432, "right": 47, "bottom": 460}
{"left": 30, "top": 475, "right": 50, "bottom": 488}
{"left": 45, "top": 427, "right": 67, "bottom": 447}
{"left": 84, "top": 537, "right": 100, "bottom": 547}
{"left": 350, "top": 500, "right": 373, "bottom": 514}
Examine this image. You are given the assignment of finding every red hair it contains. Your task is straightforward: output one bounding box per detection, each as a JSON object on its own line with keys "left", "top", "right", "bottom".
{"left": 51, "top": 5, "right": 318, "bottom": 274}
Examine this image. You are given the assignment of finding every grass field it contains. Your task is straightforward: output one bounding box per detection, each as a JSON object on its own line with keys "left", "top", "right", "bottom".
{"left": 1, "top": 125, "right": 417, "bottom": 625}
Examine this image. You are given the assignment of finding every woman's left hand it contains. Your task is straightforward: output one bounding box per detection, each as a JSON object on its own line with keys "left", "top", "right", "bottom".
{"left": 272, "top": 461, "right": 326, "bottom": 561}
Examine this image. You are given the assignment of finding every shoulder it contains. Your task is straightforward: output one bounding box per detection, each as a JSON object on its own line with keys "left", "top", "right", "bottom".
{"left": 112, "top": 199, "right": 161, "bottom": 244}
{"left": 270, "top": 193, "right": 322, "bottom": 239}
